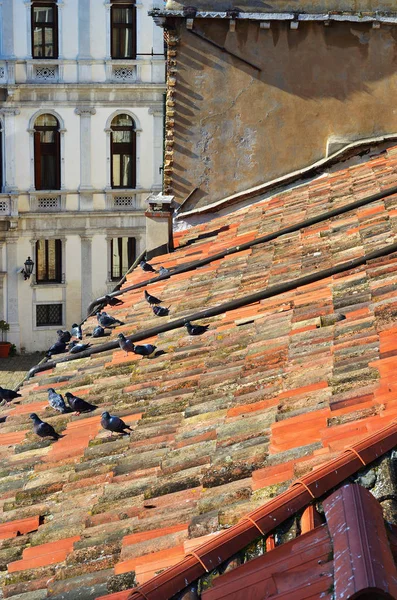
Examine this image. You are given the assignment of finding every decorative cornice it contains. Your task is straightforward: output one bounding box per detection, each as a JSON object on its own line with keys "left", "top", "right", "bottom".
{"left": 0, "top": 108, "right": 20, "bottom": 116}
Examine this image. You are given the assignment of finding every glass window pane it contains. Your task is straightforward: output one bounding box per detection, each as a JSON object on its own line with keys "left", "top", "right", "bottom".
{"left": 34, "top": 6, "right": 53, "bottom": 23}
{"left": 33, "top": 28, "right": 43, "bottom": 57}
{"left": 113, "top": 8, "right": 132, "bottom": 24}
{"left": 44, "top": 28, "right": 54, "bottom": 57}
{"left": 41, "top": 155, "right": 56, "bottom": 189}
{"left": 39, "top": 130, "right": 55, "bottom": 143}
{"left": 112, "top": 238, "right": 121, "bottom": 279}
{"left": 120, "top": 28, "right": 132, "bottom": 58}
{"left": 121, "top": 238, "right": 129, "bottom": 272}
{"left": 36, "top": 240, "right": 45, "bottom": 281}
{"left": 47, "top": 239, "right": 56, "bottom": 280}
{"left": 112, "top": 114, "right": 133, "bottom": 127}
{"left": 112, "top": 155, "right": 121, "bottom": 187}
{"left": 122, "top": 155, "right": 132, "bottom": 187}
{"left": 112, "top": 130, "right": 131, "bottom": 143}
{"left": 111, "top": 27, "right": 120, "bottom": 57}
{"left": 36, "top": 114, "right": 58, "bottom": 127}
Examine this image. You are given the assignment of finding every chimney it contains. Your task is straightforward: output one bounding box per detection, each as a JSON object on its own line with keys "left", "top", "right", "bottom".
{"left": 145, "top": 193, "right": 174, "bottom": 260}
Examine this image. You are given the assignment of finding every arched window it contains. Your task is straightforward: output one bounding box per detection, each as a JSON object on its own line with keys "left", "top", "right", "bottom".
{"left": 31, "top": 2, "right": 58, "bottom": 58}
{"left": 111, "top": 114, "right": 136, "bottom": 189}
{"left": 34, "top": 114, "right": 60, "bottom": 190}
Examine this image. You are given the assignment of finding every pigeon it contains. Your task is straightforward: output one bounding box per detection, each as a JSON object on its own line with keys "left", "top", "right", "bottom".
{"left": 92, "top": 325, "right": 105, "bottom": 338}
{"left": 139, "top": 260, "right": 157, "bottom": 273}
{"left": 117, "top": 333, "right": 135, "bottom": 356}
{"left": 30, "top": 413, "right": 61, "bottom": 440}
{"left": 65, "top": 392, "right": 97, "bottom": 415}
{"left": 144, "top": 290, "right": 162, "bottom": 305}
{"left": 185, "top": 321, "right": 210, "bottom": 336}
{"left": 104, "top": 295, "right": 124, "bottom": 307}
{"left": 68, "top": 341, "right": 91, "bottom": 354}
{"left": 101, "top": 411, "right": 132, "bottom": 435}
{"left": 71, "top": 323, "right": 83, "bottom": 340}
{"left": 57, "top": 329, "right": 71, "bottom": 343}
{"left": 47, "top": 340, "right": 66, "bottom": 357}
{"left": 96, "top": 312, "right": 124, "bottom": 328}
{"left": 0, "top": 387, "right": 22, "bottom": 403}
{"left": 152, "top": 305, "right": 170, "bottom": 317}
{"left": 159, "top": 266, "right": 170, "bottom": 276}
{"left": 132, "top": 343, "right": 157, "bottom": 357}
{"left": 47, "top": 388, "right": 68, "bottom": 413}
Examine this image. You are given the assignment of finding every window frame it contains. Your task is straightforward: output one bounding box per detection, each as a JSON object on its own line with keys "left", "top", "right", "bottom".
{"left": 111, "top": 1, "right": 137, "bottom": 60}
{"left": 35, "top": 303, "right": 63, "bottom": 327}
{"left": 110, "top": 114, "right": 136, "bottom": 189}
{"left": 31, "top": 1, "right": 59, "bottom": 59}
{"left": 35, "top": 239, "right": 63, "bottom": 284}
{"left": 34, "top": 114, "right": 61, "bottom": 190}
{"left": 110, "top": 236, "right": 136, "bottom": 280}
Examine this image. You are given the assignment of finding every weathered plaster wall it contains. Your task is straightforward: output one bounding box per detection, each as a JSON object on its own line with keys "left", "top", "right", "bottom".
{"left": 169, "top": 20, "right": 397, "bottom": 209}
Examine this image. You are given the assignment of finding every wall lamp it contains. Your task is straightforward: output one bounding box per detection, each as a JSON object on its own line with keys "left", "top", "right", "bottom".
{"left": 21, "top": 256, "right": 34, "bottom": 280}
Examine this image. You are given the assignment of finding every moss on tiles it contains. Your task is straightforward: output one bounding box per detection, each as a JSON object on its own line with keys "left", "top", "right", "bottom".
{"left": 106, "top": 571, "right": 137, "bottom": 594}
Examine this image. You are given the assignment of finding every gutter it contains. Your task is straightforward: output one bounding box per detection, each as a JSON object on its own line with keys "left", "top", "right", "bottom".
{"left": 28, "top": 239, "right": 397, "bottom": 377}
{"left": 128, "top": 419, "right": 397, "bottom": 599}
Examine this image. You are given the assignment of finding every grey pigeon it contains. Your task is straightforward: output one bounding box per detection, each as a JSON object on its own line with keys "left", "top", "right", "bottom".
{"left": 101, "top": 411, "right": 132, "bottom": 435}
{"left": 152, "top": 305, "right": 170, "bottom": 317}
{"left": 71, "top": 323, "right": 83, "bottom": 340}
{"left": 144, "top": 290, "right": 162, "bottom": 305}
{"left": 96, "top": 311, "right": 124, "bottom": 328}
{"left": 57, "top": 329, "right": 71, "bottom": 343}
{"left": 185, "top": 321, "right": 210, "bottom": 336}
{"left": 92, "top": 325, "right": 105, "bottom": 338}
{"left": 132, "top": 343, "right": 157, "bottom": 357}
{"left": 47, "top": 340, "right": 66, "bottom": 357}
{"left": 68, "top": 341, "right": 91, "bottom": 354}
{"left": 47, "top": 388, "right": 68, "bottom": 413}
{"left": 117, "top": 333, "right": 135, "bottom": 355}
{"left": 159, "top": 266, "right": 170, "bottom": 276}
{"left": 30, "top": 413, "right": 61, "bottom": 440}
{"left": 65, "top": 392, "right": 97, "bottom": 415}
{"left": 0, "top": 387, "right": 22, "bottom": 403}
{"left": 139, "top": 260, "right": 157, "bottom": 273}
{"left": 104, "top": 295, "right": 124, "bottom": 307}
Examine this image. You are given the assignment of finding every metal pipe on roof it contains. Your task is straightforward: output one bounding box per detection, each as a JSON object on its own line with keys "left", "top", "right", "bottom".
{"left": 28, "top": 239, "right": 397, "bottom": 378}
{"left": 85, "top": 182, "right": 397, "bottom": 314}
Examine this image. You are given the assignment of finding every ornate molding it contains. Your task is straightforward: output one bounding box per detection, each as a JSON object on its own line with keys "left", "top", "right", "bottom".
{"left": 75, "top": 107, "right": 96, "bottom": 116}
{"left": 0, "top": 108, "right": 20, "bottom": 116}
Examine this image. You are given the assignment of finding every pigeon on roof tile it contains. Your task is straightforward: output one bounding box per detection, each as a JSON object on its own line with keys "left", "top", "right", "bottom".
{"left": 101, "top": 411, "right": 132, "bottom": 435}
{"left": 152, "top": 305, "right": 170, "bottom": 317}
{"left": 132, "top": 343, "right": 157, "bottom": 358}
{"left": 68, "top": 341, "right": 91, "bottom": 354}
{"left": 57, "top": 329, "right": 71, "bottom": 343}
{"left": 92, "top": 325, "right": 105, "bottom": 338}
{"left": 0, "top": 387, "right": 22, "bottom": 403}
{"left": 65, "top": 392, "right": 97, "bottom": 415}
{"left": 47, "top": 388, "right": 68, "bottom": 413}
{"left": 30, "top": 413, "right": 62, "bottom": 440}
{"left": 96, "top": 311, "right": 124, "bottom": 328}
{"left": 117, "top": 333, "right": 134, "bottom": 356}
{"left": 185, "top": 321, "right": 210, "bottom": 335}
{"left": 47, "top": 340, "right": 67, "bottom": 357}
{"left": 104, "top": 295, "right": 124, "bottom": 307}
{"left": 144, "top": 290, "right": 162, "bottom": 305}
{"left": 159, "top": 266, "right": 170, "bottom": 276}
{"left": 140, "top": 260, "right": 157, "bottom": 273}
{"left": 71, "top": 323, "right": 83, "bottom": 340}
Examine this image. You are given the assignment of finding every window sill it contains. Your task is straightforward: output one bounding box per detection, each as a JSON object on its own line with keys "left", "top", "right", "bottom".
{"left": 31, "top": 282, "right": 66, "bottom": 288}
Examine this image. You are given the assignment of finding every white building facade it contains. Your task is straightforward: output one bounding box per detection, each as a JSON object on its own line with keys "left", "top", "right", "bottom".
{"left": 0, "top": 0, "right": 165, "bottom": 351}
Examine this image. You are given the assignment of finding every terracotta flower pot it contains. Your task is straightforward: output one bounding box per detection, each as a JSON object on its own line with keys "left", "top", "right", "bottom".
{"left": 0, "top": 342, "right": 11, "bottom": 358}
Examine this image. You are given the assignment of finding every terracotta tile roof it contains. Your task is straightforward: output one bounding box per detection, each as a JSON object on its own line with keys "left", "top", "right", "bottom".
{"left": 2, "top": 145, "right": 397, "bottom": 598}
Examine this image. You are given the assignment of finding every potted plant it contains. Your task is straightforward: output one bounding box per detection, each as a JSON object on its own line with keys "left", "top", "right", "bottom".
{"left": 0, "top": 320, "right": 11, "bottom": 358}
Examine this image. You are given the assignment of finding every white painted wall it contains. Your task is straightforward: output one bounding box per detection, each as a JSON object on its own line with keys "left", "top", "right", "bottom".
{"left": 0, "top": 0, "right": 165, "bottom": 351}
